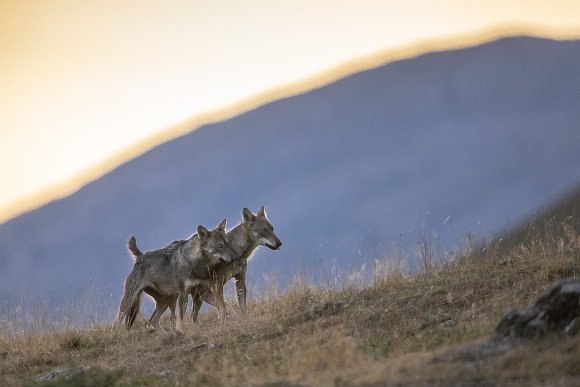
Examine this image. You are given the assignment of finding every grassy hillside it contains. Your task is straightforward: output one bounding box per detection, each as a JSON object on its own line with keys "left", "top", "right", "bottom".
{"left": 1, "top": 201, "right": 579, "bottom": 385}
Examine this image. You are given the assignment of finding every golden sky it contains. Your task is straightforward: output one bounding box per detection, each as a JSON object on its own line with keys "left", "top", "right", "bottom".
{"left": 1, "top": 0, "right": 580, "bottom": 222}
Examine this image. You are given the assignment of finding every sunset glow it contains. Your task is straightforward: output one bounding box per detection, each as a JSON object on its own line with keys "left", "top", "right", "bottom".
{"left": 1, "top": 0, "right": 580, "bottom": 222}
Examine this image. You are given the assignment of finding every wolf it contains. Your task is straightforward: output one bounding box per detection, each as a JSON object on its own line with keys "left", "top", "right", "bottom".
{"left": 188, "top": 206, "right": 282, "bottom": 322}
{"left": 112, "top": 219, "right": 235, "bottom": 333}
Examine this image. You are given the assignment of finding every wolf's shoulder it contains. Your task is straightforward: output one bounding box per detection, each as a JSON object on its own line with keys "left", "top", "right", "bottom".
{"left": 161, "top": 239, "right": 187, "bottom": 257}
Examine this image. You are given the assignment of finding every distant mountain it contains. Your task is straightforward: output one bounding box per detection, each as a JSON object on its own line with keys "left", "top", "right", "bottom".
{"left": 1, "top": 36, "right": 580, "bottom": 322}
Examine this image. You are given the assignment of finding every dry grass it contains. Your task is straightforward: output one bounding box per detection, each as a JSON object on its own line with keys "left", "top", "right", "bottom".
{"left": 1, "top": 214, "right": 579, "bottom": 386}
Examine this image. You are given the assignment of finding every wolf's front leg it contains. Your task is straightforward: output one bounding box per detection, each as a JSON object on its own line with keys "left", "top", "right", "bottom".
{"left": 234, "top": 273, "right": 247, "bottom": 315}
{"left": 176, "top": 292, "right": 188, "bottom": 334}
{"left": 190, "top": 287, "right": 206, "bottom": 323}
{"left": 168, "top": 300, "right": 177, "bottom": 331}
{"left": 212, "top": 281, "right": 226, "bottom": 322}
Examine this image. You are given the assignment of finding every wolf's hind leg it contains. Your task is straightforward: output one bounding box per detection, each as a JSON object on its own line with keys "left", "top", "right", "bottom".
{"left": 127, "top": 294, "right": 142, "bottom": 328}
{"left": 148, "top": 303, "right": 168, "bottom": 333}
{"left": 113, "top": 272, "right": 142, "bottom": 330}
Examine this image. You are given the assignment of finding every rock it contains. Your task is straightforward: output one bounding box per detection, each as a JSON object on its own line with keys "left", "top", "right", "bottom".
{"left": 494, "top": 278, "right": 580, "bottom": 339}
{"left": 194, "top": 342, "right": 216, "bottom": 351}
{"left": 494, "top": 308, "right": 540, "bottom": 339}
{"left": 442, "top": 319, "right": 456, "bottom": 328}
{"left": 436, "top": 278, "right": 580, "bottom": 365}
{"left": 159, "top": 369, "right": 175, "bottom": 377}
{"left": 434, "top": 339, "right": 514, "bottom": 363}
{"left": 565, "top": 317, "right": 580, "bottom": 336}
{"left": 35, "top": 366, "right": 89, "bottom": 382}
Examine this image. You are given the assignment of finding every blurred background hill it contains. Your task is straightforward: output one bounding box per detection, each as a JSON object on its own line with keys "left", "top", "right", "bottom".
{"left": 1, "top": 36, "right": 579, "bottom": 321}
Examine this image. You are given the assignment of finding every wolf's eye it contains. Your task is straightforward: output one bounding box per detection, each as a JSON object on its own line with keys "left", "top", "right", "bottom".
{"left": 217, "top": 243, "right": 224, "bottom": 249}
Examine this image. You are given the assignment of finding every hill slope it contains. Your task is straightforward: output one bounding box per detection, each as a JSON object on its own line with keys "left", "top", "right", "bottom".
{"left": 1, "top": 36, "right": 580, "bottom": 319}
{"left": 1, "top": 197, "right": 579, "bottom": 385}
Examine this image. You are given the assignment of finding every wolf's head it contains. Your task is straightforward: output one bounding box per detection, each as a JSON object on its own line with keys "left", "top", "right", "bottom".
{"left": 242, "top": 206, "right": 282, "bottom": 250}
{"left": 197, "top": 218, "right": 235, "bottom": 264}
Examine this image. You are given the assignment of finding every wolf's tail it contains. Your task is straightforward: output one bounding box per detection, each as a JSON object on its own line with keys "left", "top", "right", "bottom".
{"left": 128, "top": 235, "right": 143, "bottom": 261}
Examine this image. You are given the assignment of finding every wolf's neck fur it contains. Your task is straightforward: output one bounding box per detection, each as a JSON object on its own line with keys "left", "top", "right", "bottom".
{"left": 227, "top": 222, "right": 258, "bottom": 262}
{"left": 178, "top": 235, "right": 216, "bottom": 278}
{"left": 178, "top": 235, "right": 199, "bottom": 260}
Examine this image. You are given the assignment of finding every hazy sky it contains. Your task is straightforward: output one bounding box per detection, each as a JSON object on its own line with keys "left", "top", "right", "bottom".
{"left": 1, "top": 0, "right": 580, "bottom": 222}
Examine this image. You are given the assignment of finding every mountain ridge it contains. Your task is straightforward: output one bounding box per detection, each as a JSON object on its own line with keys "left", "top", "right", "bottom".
{"left": 2, "top": 30, "right": 578, "bottom": 224}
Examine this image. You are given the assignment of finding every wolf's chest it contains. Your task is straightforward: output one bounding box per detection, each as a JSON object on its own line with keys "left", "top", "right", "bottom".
{"left": 184, "top": 277, "right": 210, "bottom": 290}
{"left": 221, "top": 260, "right": 246, "bottom": 280}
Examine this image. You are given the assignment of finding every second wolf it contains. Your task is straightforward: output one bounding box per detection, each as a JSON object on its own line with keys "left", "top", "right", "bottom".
{"left": 189, "top": 206, "right": 282, "bottom": 321}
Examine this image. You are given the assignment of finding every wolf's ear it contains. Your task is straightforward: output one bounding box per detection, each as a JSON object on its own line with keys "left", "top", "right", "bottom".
{"left": 216, "top": 218, "right": 227, "bottom": 233}
{"left": 256, "top": 205, "right": 266, "bottom": 218}
{"left": 197, "top": 225, "right": 210, "bottom": 240}
{"left": 242, "top": 208, "right": 255, "bottom": 223}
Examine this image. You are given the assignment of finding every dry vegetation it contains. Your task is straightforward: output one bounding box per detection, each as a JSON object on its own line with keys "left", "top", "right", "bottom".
{"left": 1, "top": 201, "right": 580, "bottom": 386}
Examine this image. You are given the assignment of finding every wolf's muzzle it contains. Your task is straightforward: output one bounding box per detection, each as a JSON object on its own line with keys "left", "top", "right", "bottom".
{"left": 266, "top": 241, "right": 282, "bottom": 250}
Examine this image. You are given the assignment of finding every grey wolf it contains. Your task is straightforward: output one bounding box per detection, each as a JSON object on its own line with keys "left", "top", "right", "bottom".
{"left": 188, "top": 206, "right": 282, "bottom": 322}
{"left": 112, "top": 219, "right": 235, "bottom": 333}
